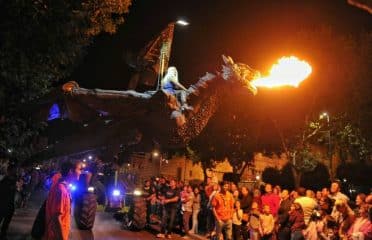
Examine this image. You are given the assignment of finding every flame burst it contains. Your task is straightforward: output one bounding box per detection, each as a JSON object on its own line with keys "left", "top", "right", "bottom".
{"left": 252, "top": 56, "right": 312, "bottom": 88}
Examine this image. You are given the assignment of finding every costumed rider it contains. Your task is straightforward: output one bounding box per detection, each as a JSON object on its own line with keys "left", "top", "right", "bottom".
{"left": 161, "top": 66, "right": 193, "bottom": 111}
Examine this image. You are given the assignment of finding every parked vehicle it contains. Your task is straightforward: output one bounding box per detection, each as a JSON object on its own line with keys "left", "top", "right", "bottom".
{"left": 111, "top": 187, "right": 147, "bottom": 231}
{"left": 72, "top": 173, "right": 97, "bottom": 230}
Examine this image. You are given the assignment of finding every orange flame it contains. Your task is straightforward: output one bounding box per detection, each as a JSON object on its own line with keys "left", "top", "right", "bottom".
{"left": 252, "top": 56, "right": 312, "bottom": 88}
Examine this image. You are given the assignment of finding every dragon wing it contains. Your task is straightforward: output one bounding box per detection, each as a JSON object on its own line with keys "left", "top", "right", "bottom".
{"left": 61, "top": 81, "right": 155, "bottom": 122}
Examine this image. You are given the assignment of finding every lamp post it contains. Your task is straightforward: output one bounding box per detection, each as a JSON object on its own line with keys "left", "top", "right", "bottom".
{"left": 319, "top": 112, "right": 332, "bottom": 178}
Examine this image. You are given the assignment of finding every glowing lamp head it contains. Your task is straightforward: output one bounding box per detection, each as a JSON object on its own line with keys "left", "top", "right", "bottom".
{"left": 152, "top": 151, "right": 160, "bottom": 158}
{"left": 320, "top": 112, "right": 329, "bottom": 119}
{"left": 87, "top": 187, "right": 95, "bottom": 192}
{"left": 176, "top": 20, "right": 189, "bottom": 26}
{"left": 112, "top": 189, "right": 121, "bottom": 197}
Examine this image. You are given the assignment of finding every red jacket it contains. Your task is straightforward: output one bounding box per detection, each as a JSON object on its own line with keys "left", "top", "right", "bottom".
{"left": 261, "top": 193, "right": 280, "bottom": 216}
{"left": 289, "top": 210, "right": 305, "bottom": 232}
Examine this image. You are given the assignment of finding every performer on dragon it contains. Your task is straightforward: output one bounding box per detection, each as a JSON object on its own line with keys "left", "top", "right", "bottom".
{"left": 161, "top": 66, "right": 193, "bottom": 111}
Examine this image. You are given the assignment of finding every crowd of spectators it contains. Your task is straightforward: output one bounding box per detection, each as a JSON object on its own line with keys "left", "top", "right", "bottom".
{"left": 0, "top": 163, "right": 64, "bottom": 239}
{"left": 0, "top": 160, "right": 371, "bottom": 240}
{"left": 141, "top": 177, "right": 372, "bottom": 240}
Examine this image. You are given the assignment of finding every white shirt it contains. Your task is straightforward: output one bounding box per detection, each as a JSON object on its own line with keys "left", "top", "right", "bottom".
{"left": 294, "top": 196, "right": 317, "bottom": 225}
{"left": 232, "top": 209, "right": 243, "bottom": 225}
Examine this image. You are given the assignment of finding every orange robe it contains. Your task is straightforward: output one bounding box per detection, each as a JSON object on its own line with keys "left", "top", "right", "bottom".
{"left": 51, "top": 172, "right": 62, "bottom": 188}
{"left": 44, "top": 181, "right": 71, "bottom": 240}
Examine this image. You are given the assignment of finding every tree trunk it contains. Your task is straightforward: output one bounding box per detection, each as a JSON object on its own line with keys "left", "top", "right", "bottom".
{"left": 201, "top": 161, "right": 209, "bottom": 184}
{"left": 291, "top": 165, "right": 302, "bottom": 189}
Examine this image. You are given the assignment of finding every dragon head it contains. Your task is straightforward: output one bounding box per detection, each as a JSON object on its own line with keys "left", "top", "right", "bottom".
{"left": 221, "top": 55, "right": 260, "bottom": 95}
{"left": 62, "top": 81, "right": 79, "bottom": 93}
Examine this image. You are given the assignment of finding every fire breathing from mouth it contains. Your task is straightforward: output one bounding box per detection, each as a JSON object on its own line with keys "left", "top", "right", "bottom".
{"left": 251, "top": 56, "right": 312, "bottom": 88}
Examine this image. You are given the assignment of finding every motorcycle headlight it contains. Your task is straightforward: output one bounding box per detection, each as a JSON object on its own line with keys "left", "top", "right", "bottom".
{"left": 87, "top": 187, "right": 94, "bottom": 192}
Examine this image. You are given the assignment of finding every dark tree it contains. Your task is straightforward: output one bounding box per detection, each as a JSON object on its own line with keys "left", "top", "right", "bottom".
{"left": 279, "top": 163, "right": 295, "bottom": 190}
{"left": 0, "top": 0, "right": 131, "bottom": 161}
{"left": 301, "top": 162, "right": 330, "bottom": 191}
{"left": 262, "top": 167, "right": 281, "bottom": 186}
{"left": 337, "top": 162, "right": 372, "bottom": 187}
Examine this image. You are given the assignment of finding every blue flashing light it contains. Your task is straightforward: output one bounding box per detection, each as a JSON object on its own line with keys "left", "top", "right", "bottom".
{"left": 112, "top": 189, "right": 121, "bottom": 196}
{"left": 48, "top": 103, "right": 61, "bottom": 121}
{"left": 69, "top": 183, "right": 77, "bottom": 191}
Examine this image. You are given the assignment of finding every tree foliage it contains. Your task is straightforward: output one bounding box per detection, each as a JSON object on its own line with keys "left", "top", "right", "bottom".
{"left": 301, "top": 162, "right": 330, "bottom": 191}
{"left": 337, "top": 162, "right": 372, "bottom": 187}
{"left": 283, "top": 147, "right": 322, "bottom": 189}
{"left": 290, "top": 148, "right": 319, "bottom": 173}
{"left": 279, "top": 162, "right": 330, "bottom": 191}
{"left": 289, "top": 28, "right": 372, "bottom": 142}
{"left": 279, "top": 163, "right": 295, "bottom": 190}
{"left": 262, "top": 167, "right": 281, "bottom": 186}
{"left": 282, "top": 111, "right": 371, "bottom": 189}
{"left": 304, "top": 114, "right": 371, "bottom": 163}
{"left": 0, "top": 0, "right": 131, "bottom": 162}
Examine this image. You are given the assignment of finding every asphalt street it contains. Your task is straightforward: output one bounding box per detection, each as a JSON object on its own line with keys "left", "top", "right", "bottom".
{"left": 7, "top": 190, "right": 203, "bottom": 240}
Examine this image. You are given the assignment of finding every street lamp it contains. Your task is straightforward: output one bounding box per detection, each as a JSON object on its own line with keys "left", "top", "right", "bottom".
{"left": 319, "top": 112, "right": 329, "bottom": 123}
{"left": 152, "top": 150, "right": 163, "bottom": 176}
{"left": 176, "top": 20, "right": 190, "bottom": 26}
{"left": 152, "top": 150, "right": 160, "bottom": 158}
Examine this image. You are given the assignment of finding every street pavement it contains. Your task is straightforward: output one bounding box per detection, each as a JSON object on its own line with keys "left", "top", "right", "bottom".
{"left": 7, "top": 189, "right": 205, "bottom": 240}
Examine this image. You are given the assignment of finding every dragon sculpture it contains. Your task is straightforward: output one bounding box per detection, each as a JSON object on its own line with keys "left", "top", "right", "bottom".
{"left": 45, "top": 55, "right": 260, "bottom": 155}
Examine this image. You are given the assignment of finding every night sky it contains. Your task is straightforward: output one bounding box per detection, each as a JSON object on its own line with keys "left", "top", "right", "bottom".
{"left": 71, "top": 0, "right": 371, "bottom": 90}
